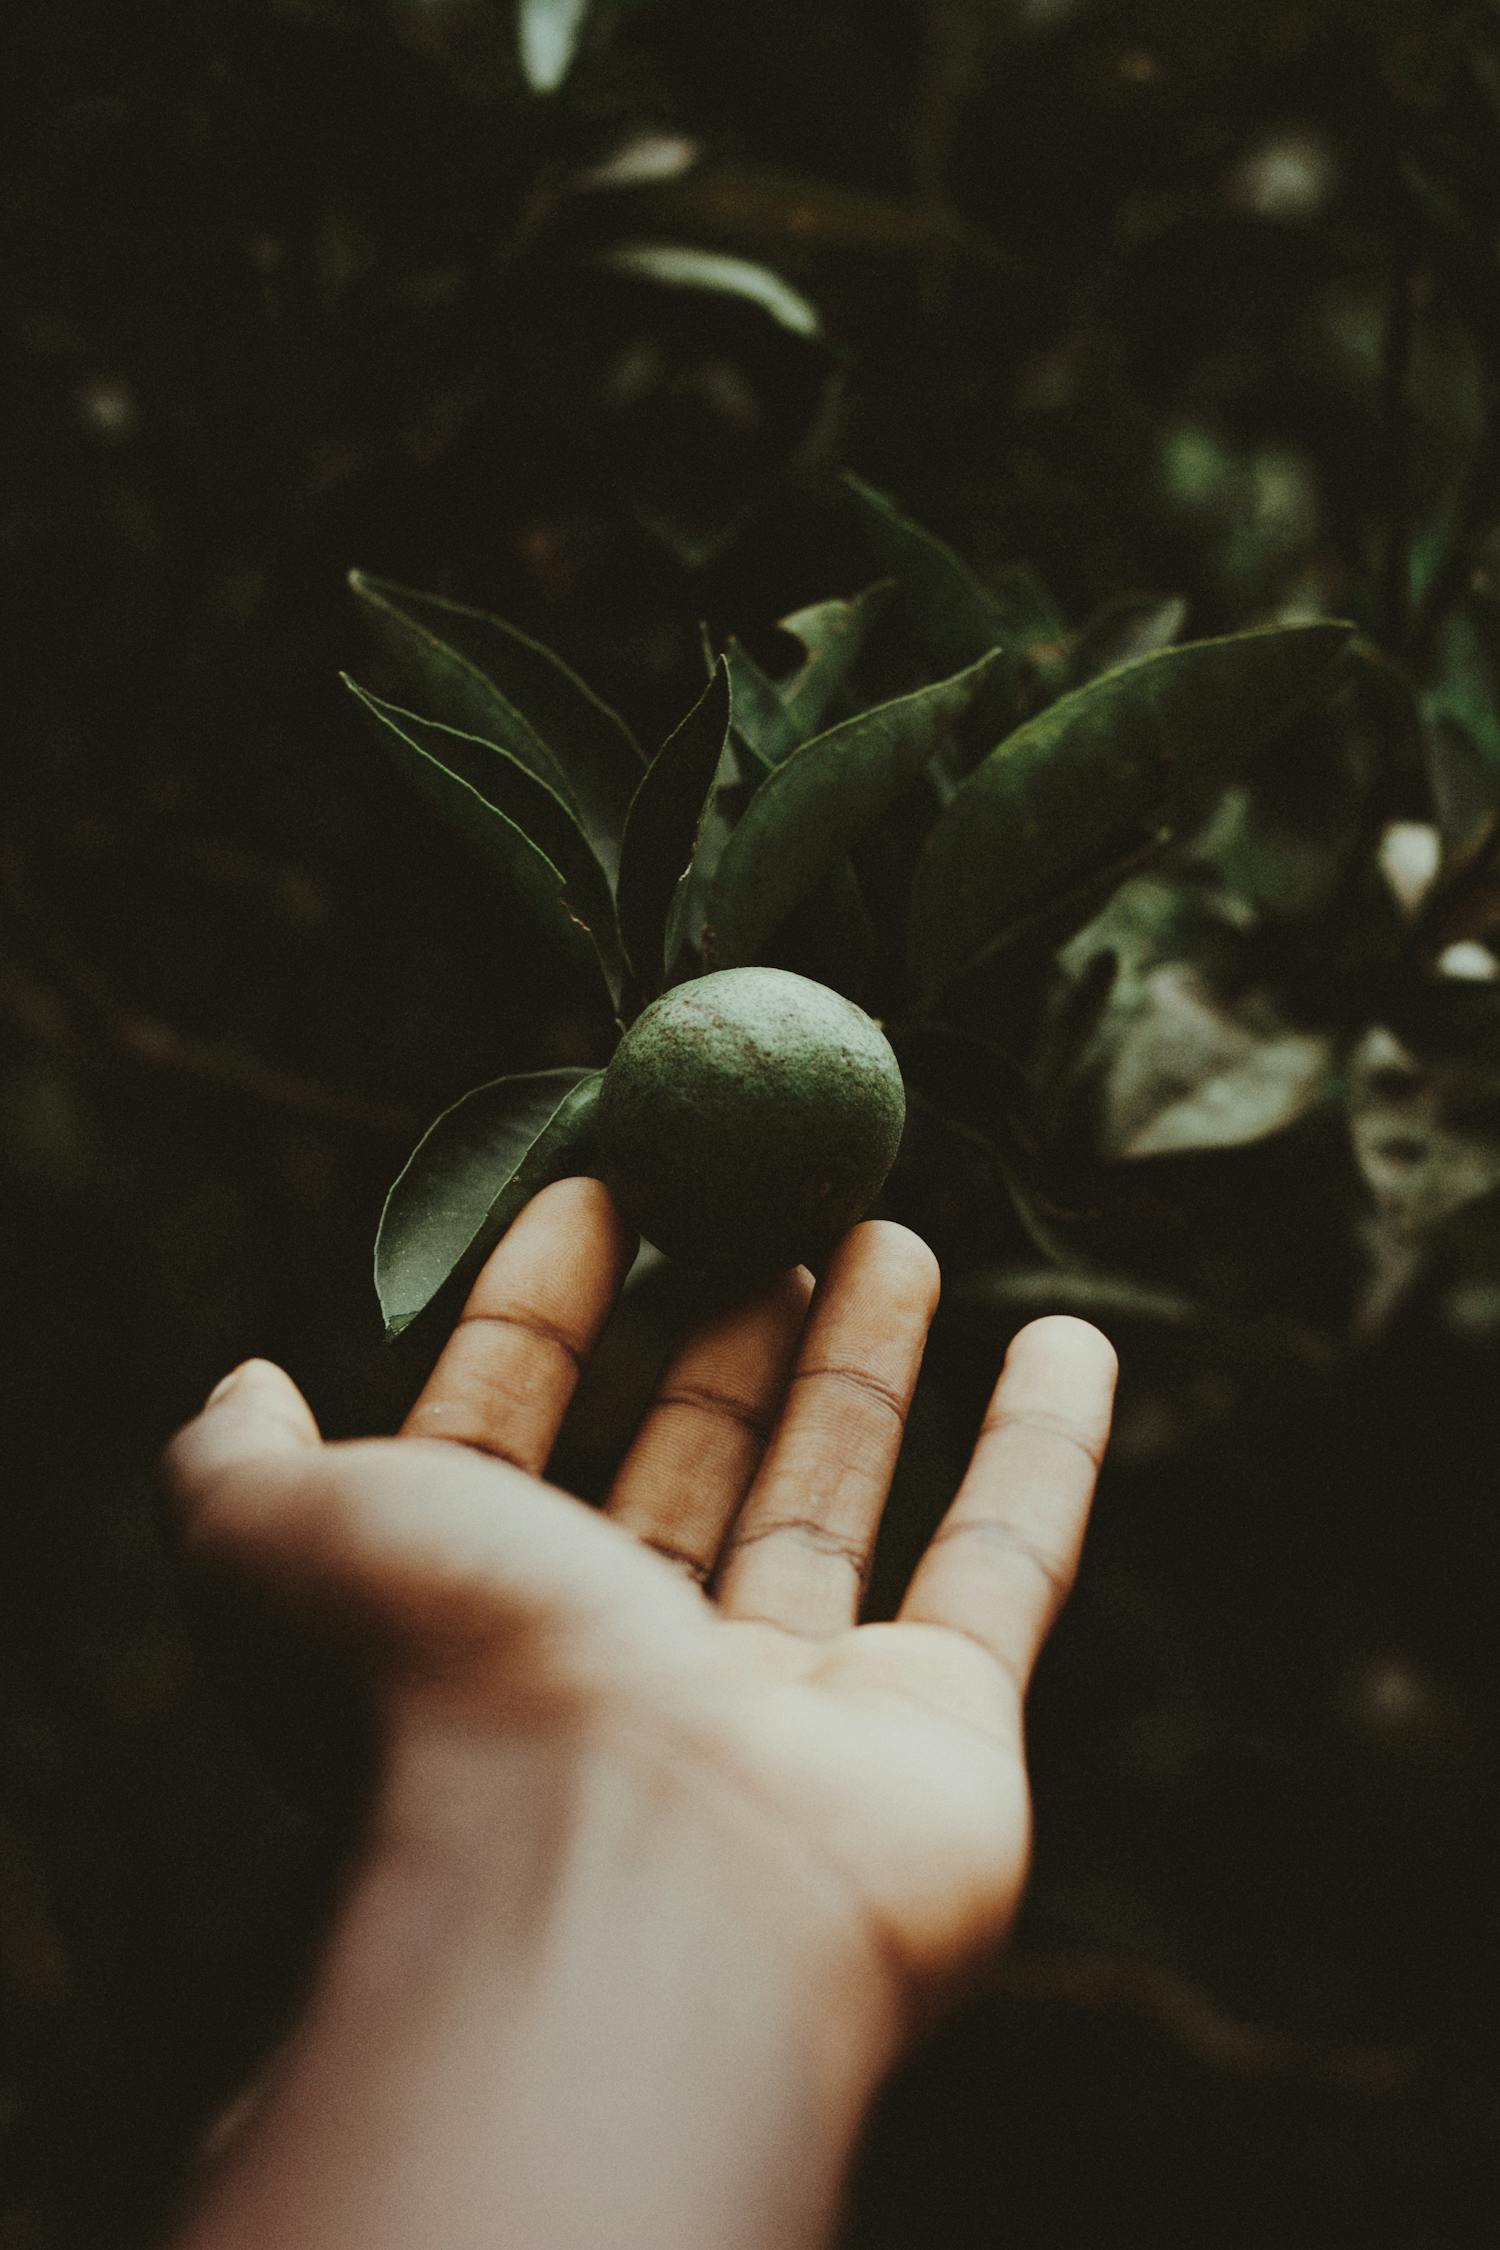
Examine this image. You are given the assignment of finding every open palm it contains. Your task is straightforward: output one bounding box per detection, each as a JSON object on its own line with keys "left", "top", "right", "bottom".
{"left": 167, "top": 1177, "right": 1116, "bottom": 2012}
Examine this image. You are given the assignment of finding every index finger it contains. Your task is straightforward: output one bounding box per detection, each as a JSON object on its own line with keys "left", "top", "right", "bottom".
{"left": 400, "top": 1175, "right": 635, "bottom": 1472}
{"left": 898, "top": 1316, "right": 1116, "bottom": 1691}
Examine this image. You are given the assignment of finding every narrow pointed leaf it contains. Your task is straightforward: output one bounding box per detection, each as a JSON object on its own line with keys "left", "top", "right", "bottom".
{"left": 839, "top": 474, "right": 1008, "bottom": 672}
{"left": 713, "top": 585, "right": 893, "bottom": 980}
{"left": 730, "top": 581, "right": 896, "bottom": 772}
{"left": 838, "top": 474, "right": 1059, "bottom": 676}
{"left": 763, "top": 858, "right": 879, "bottom": 999}
{"left": 376, "top": 1069, "right": 604, "bottom": 1339}
{"left": 616, "top": 659, "right": 732, "bottom": 990}
{"left": 706, "top": 650, "right": 1001, "bottom": 970}
{"left": 908, "top": 621, "right": 1355, "bottom": 1003}
{"left": 777, "top": 580, "right": 894, "bottom": 746}
{"left": 349, "top": 570, "right": 640, "bottom": 878}
{"left": 346, "top": 677, "right": 626, "bottom": 1002}
{"left": 342, "top": 676, "right": 613, "bottom": 1009}
{"left": 725, "top": 639, "right": 791, "bottom": 771}
{"left": 663, "top": 732, "right": 752, "bottom": 974}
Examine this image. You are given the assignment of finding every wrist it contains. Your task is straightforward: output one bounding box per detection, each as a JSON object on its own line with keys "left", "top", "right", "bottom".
{"left": 281, "top": 1715, "right": 901, "bottom": 2250}
{"left": 353, "top": 1707, "right": 905, "bottom": 2073}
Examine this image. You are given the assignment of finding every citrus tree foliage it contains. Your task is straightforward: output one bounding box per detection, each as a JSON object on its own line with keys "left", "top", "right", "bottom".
{"left": 348, "top": 487, "right": 1366, "bottom": 1335}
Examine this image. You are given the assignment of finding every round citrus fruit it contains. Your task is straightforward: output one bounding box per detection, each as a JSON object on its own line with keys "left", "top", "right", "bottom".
{"left": 594, "top": 967, "right": 906, "bottom": 1275}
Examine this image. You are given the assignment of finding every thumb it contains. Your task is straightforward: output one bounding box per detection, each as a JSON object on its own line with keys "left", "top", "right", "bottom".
{"left": 162, "top": 1361, "right": 378, "bottom": 1818}
{"left": 163, "top": 1358, "right": 322, "bottom": 1556}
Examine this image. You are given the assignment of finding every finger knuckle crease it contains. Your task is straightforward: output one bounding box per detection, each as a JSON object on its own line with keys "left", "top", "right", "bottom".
{"left": 930, "top": 1518, "right": 1071, "bottom": 1601}
{"left": 793, "top": 1362, "right": 908, "bottom": 1427}
{"left": 984, "top": 1404, "right": 1103, "bottom": 1468}
{"left": 457, "top": 1305, "right": 584, "bottom": 1371}
{"left": 445, "top": 1433, "right": 536, "bottom": 1473}
{"left": 733, "top": 1513, "right": 867, "bottom": 1576}
{"left": 653, "top": 1384, "right": 773, "bottom": 1439}
{"left": 730, "top": 1610, "right": 841, "bottom": 1644}
{"left": 641, "top": 1536, "right": 713, "bottom": 1585}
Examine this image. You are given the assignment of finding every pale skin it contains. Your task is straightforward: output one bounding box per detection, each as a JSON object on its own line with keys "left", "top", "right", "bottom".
{"left": 163, "top": 1175, "right": 1117, "bottom": 2250}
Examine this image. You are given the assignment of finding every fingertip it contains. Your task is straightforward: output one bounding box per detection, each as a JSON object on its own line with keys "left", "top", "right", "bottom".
{"left": 164, "top": 1360, "right": 321, "bottom": 1525}
{"left": 834, "top": 1218, "right": 941, "bottom": 1315}
{"left": 203, "top": 1357, "right": 322, "bottom": 1436}
{"left": 506, "top": 1174, "right": 637, "bottom": 1278}
{"left": 527, "top": 1172, "right": 621, "bottom": 1222}
{"left": 1009, "top": 1314, "right": 1118, "bottom": 1389}
{"left": 203, "top": 1355, "right": 305, "bottom": 1408}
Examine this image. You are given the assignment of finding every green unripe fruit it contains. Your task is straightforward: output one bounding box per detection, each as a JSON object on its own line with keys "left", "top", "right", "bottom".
{"left": 595, "top": 968, "right": 906, "bottom": 1276}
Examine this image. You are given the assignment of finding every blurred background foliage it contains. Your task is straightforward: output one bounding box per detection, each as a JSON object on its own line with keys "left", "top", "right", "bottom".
{"left": 6, "top": 0, "right": 1500, "bottom": 2242}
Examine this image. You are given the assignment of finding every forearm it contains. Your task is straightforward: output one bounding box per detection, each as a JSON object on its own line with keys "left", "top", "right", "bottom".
{"left": 172, "top": 1725, "right": 900, "bottom": 2250}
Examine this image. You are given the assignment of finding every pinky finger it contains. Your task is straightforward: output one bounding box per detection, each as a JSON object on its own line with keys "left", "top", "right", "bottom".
{"left": 898, "top": 1316, "right": 1116, "bottom": 1692}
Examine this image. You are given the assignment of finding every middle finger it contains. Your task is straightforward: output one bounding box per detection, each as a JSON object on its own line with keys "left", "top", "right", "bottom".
{"left": 604, "top": 1266, "right": 814, "bottom": 1583}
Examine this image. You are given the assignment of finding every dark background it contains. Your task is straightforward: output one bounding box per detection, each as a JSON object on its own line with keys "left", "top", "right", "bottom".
{"left": 5, "top": 2, "right": 1500, "bottom": 2244}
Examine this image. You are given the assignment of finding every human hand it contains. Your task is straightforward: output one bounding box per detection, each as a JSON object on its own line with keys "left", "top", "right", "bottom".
{"left": 167, "top": 1176, "right": 1115, "bottom": 2026}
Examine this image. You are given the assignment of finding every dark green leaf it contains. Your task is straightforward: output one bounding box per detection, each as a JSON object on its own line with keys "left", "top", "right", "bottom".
{"left": 714, "top": 591, "right": 892, "bottom": 982}
{"left": 706, "top": 651, "right": 1001, "bottom": 970}
{"left": 776, "top": 581, "right": 894, "bottom": 750}
{"left": 841, "top": 474, "right": 1061, "bottom": 675}
{"left": 725, "top": 640, "right": 789, "bottom": 772}
{"left": 727, "top": 582, "right": 892, "bottom": 772}
{"left": 346, "top": 677, "right": 626, "bottom": 1002}
{"left": 376, "top": 1069, "right": 604, "bottom": 1340}
{"left": 342, "top": 676, "right": 617, "bottom": 1011}
{"left": 754, "top": 857, "right": 879, "bottom": 1001}
{"left": 349, "top": 571, "right": 640, "bottom": 879}
{"left": 837, "top": 473, "right": 1017, "bottom": 677}
{"left": 617, "top": 659, "right": 731, "bottom": 991}
{"left": 908, "top": 622, "right": 1355, "bottom": 1002}
{"left": 662, "top": 740, "right": 756, "bottom": 976}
